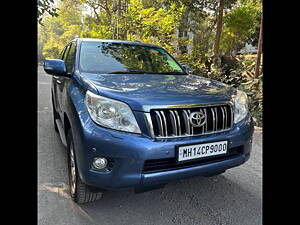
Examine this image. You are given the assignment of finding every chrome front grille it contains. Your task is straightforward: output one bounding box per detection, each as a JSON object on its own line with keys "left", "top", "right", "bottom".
{"left": 146, "top": 104, "right": 233, "bottom": 138}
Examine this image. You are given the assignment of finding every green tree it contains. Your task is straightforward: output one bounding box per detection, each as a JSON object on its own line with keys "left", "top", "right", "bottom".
{"left": 125, "top": 0, "right": 184, "bottom": 53}
{"left": 38, "top": 0, "right": 58, "bottom": 24}
{"left": 38, "top": 0, "right": 84, "bottom": 59}
{"left": 220, "top": 0, "right": 262, "bottom": 54}
{"left": 80, "top": 0, "right": 184, "bottom": 53}
{"left": 80, "top": 0, "right": 130, "bottom": 40}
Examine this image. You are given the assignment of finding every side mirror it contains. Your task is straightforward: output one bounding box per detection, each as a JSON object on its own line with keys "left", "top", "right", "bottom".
{"left": 182, "top": 65, "right": 190, "bottom": 74}
{"left": 43, "top": 59, "right": 67, "bottom": 76}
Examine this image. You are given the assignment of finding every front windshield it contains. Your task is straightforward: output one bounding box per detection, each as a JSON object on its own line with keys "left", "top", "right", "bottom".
{"left": 79, "top": 41, "right": 186, "bottom": 74}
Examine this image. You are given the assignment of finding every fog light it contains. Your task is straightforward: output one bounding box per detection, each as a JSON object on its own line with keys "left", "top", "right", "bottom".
{"left": 92, "top": 157, "right": 107, "bottom": 170}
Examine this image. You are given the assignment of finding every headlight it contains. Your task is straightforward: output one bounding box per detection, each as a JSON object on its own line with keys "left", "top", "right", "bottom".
{"left": 234, "top": 90, "right": 248, "bottom": 123}
{"left": 85, "top": 90, "right": 141, "bottom": 134}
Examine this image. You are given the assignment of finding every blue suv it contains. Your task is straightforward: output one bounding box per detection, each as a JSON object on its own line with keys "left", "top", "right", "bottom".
{"left": 43, "top": 38, "right": 254, "bottom": 203}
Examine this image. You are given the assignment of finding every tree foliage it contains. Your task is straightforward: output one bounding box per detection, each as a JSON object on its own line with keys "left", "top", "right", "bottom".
{"left": 220, "top": 0, "right": 261, "bottom": 54}
{"left": 39, "top": 0, "right": 84, "bottom": 59}
{"left": 124, "top": 0, "right": 184, "bottom": 52}
{"left": 38, "top": 0, "right": 59, "bottom": 24}
{"left": 38, "top": 0, "right": 261, "bottom": 59}
{"left": 37, "top": 0, "right": 263, "bottom": 125}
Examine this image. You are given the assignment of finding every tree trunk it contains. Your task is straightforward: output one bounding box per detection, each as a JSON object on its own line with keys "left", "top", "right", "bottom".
{"left": 213, "top": 0, "right": 225, "bottom": 56}
{"left": 254, "top": 14, "right": 263, "bottom": 78}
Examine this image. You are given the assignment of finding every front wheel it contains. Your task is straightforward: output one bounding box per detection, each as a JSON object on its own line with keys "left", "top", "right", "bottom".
{"left": 67, "top": 130, "right": 103, "bottom": 203}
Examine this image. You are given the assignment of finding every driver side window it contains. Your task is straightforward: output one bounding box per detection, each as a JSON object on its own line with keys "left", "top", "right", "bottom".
{"left": 60, "top": 46, "right": 67, "bottom": 60}
{"left": 62, "top": 44, "right": 71, "bottom": 62}
{"left": 65, "top": 42, "right": 76, "bottom": 74}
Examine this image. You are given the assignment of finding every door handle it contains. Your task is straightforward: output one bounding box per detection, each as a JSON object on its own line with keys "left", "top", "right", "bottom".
{"left": 56, "top": 79, "right": 62, "bottom": 84}
{"left": 53, "top": 75, "right": 59, "bottom": 79}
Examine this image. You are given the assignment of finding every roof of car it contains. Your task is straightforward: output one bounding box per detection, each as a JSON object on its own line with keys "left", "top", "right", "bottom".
{"left": 75, "top": 38, "right": 161, "bottom": 48}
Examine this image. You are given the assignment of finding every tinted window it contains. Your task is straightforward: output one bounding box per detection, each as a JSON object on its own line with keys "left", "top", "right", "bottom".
{"left": 79, "top": 42, "right": 185, "bottom": 74}
{"left": 65, "top": 42, "right": 76, "bottom": 73}
{"left": 62, "top": 44, "right": 70, "bottom": 61}
{"left": 60, "top": 46, "right": 67, "bottom": 59}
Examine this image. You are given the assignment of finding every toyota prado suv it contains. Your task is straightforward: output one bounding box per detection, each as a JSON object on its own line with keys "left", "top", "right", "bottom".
{"left": 43, "top": 38, "right": 254, "bottom": 204}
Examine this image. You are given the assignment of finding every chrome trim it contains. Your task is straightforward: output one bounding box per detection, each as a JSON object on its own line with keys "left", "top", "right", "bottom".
{"left": 220, "top": 106, "right": 226, "bottom": 129}
{"left": 145, "top": 113, "right": 154, "bottom": 137}
{"left": 155, "top": 111, "right": 164, "bottom": 136}
{"left": 223, "top": 106, "right": 228, "bottom": 129}
{"left": 174, "top": 110, "right": 182, "bottom": 136}
{"left": 211, "top": 108, "right": 216, "bottom": 131}
{"left": 199, "top": 108, "right": 205, "bottom": 134}
{"left": 170, "top": 110, "right": 178, "bottom": 136}
{"left": 214, "top": 107, "right": 218, "bottom": 130}
{"left": 204, "top": 108, "right": 208, "bottom": 133}
{"left": 160, "top": 111, "right": 168, "bottom": 136}
{"left": 142, "top": 101, "right": 234, "bottom": 112}
{"left": 147, "top": 102, "right": 234, "bottom": 139}
{"left": 182, "top": 110, "right": 190, "bottom": 135}
{"left": 187, "top": 110, "right": 194, "bottom": 135}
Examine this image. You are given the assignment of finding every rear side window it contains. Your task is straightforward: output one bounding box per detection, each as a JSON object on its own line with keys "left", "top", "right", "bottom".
{"left": 65, "top": 42, "right": 76, "bottom": 73}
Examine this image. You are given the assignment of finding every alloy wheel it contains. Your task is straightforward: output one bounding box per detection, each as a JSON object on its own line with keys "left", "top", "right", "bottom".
{"left": 69, "top": 142, "right": 76, "bottom": 195}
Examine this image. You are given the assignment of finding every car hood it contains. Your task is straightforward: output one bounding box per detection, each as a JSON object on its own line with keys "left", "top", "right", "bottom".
{"left": 79, "top": 72, "right": 235, "bottom": 112}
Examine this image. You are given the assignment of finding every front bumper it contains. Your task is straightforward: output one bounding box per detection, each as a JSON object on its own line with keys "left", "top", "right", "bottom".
{"left": 71, "top": 111, "right": 254, "bottom": 190}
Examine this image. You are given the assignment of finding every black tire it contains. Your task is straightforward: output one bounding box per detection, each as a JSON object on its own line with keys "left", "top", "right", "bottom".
{"left": 52, "top": 97, "right": 59, "bottom": 132}
{"left": 67, "top": 130, "right": 103, "bottom": 204}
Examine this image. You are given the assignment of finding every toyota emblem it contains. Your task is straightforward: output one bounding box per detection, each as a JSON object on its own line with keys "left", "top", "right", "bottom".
{"left": 189, "top": 111, "right": 206, "bottom": 127}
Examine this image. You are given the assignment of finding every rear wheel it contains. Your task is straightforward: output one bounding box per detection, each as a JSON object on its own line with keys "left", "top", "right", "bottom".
{"left": 67, "top": 130, "right": 103, "bottom": 204}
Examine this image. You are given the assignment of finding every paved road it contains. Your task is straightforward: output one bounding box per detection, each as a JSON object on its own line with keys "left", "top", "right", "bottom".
{"left": 38, "top": 66, "right": 262, "bottom": 225}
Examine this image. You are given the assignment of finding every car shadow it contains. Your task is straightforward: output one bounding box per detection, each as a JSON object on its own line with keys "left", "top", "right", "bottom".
{"left": 77, "top": 172, "right": 261, "bottom": 224}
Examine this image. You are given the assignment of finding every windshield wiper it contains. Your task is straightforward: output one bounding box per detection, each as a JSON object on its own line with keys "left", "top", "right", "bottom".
{"left": 108, "top": 70, "right": 150, "bottom": 74}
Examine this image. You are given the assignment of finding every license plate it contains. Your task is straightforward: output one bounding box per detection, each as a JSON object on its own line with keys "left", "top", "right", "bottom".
{"left": 177, "top": 140, "right": 228, "bottom": 162}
